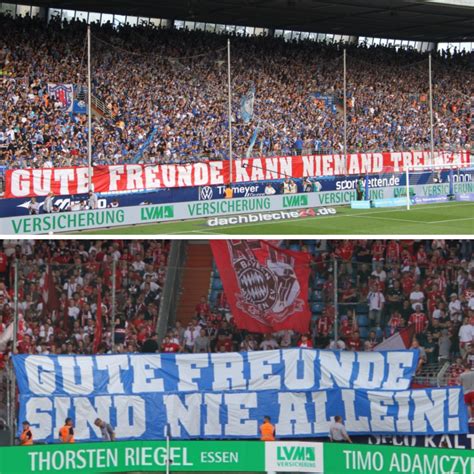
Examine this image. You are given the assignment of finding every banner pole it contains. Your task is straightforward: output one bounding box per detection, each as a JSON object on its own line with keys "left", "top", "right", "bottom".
{"left": 6, "top": 361, "right": 11, "bottom": 442}
{"left": 428, "top": 53, "right": 435, "bottom": 165}
{"left": 165, "top": 425, "right": 171, "bottom": 474}
{"left": 10, "top": 260, "right": 19, "bottom": 445}
{"left": 111, "top": 259, "right": 116, "bottom": 352}
{"left": 9, "top": 360, "right": 16, "bottom": 446}
{"left": 406, "top": 165, "right": 411, "bottom": 210}
{"left": 227, "top": 38, "right": 233, "bottom": 184}
{"left": 333, "top": 257, "right": 338, "bottom": 342}
{"left": 12, "top": 260, "right": 18, "bottom": 355}
{"left": 87, "top": 25, "right": 93, "bottom": 191}
{"left": 343, "top": 48, "right": 347, "bottom": 173}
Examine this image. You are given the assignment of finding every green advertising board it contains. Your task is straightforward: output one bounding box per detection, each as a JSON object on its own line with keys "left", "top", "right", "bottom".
{"left": 0, "top": 441, "right": 472, "bottom": 474}
{"left": 0, "top": 193, "right": 314, "bottom": 235}
{"left": 324, "top": 442, "right": 473, "bottom": 474}
{"left": 0, "top": 440, "right": 264, "bottom": 473}
{"left": 0, "top": 180, "right": 473, "bottom": 234}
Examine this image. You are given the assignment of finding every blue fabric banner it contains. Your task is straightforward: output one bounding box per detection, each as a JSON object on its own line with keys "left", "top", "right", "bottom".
{"left": 13, "top": 350, "right": 419, "bottom": 395}
{"left": 16, "top": 387, "right": 467, "bottom": 443}
{"left": 12, "top": 350, "right": 469, "bottom": 442}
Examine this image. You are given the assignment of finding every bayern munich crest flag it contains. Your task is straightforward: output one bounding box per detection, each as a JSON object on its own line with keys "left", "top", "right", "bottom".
{"left": 210, "top": 240, "right": 311, "bottom": 333}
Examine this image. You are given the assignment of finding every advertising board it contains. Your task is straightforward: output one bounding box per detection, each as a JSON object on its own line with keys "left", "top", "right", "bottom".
{"left": 0, "top": 441, "right": 472, "bottom": 474}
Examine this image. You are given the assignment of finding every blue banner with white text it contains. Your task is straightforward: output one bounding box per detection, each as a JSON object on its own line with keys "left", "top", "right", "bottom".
{"left": 12, "top": 350, "right": 469, "bottom": 442}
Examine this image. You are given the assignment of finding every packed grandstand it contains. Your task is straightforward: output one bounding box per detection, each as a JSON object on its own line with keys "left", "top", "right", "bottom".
{"left": 0, "top": 239, "right": 473, "bottom": 427}
{"left": 0, "top": 11, "right": 471, "bottom": 172}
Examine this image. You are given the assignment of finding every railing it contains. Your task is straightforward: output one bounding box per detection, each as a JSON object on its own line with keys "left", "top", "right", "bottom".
{"left": 436, "top": 361, "right": 451, "bottom": 387}
{"left": 90, "top": 94, "right": 113, "bottom": 118}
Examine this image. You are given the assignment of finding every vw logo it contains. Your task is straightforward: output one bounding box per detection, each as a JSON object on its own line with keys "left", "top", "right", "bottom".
{"left": 200, "top": 186, "right": 213, "bottom": 200}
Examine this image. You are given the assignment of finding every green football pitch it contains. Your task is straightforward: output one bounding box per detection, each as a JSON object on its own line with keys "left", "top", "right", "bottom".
{"left": 83, "top": 201, "right": 474, "bottom": 235}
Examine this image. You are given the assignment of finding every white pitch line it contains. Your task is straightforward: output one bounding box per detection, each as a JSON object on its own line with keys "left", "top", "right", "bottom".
{"left": 427, "top": 216, "right": 474, "bottom": 224}
{"left": 350, "top": 215, "right": 424, "bottom": 224}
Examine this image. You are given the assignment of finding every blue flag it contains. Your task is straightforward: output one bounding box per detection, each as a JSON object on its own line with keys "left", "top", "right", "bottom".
{"left": 241, "top": 84, "right": 255, "bottom": 124}
{"left": 72, "top": 85, "right": 87, "bottom": 114}
{"left": 246, "top": 122, "right": 260, "bottom": 157}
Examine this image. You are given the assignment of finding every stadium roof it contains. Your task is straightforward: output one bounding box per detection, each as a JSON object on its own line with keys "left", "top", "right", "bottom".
{"left": 29, "top": 0, "right": 474, "bottom": 42}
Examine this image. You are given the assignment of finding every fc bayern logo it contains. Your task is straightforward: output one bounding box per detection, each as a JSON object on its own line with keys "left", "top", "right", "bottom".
{"left": 235, "top": 258, "right": 277, "bottom": 312}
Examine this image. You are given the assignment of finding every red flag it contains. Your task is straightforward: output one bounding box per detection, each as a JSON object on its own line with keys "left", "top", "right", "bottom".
{"left": 93, "top": 289, "right": 102, "bottom": 353}
{"left": 42, "top": 265, "right": 60, "bottom": 317}
{"left": 374, "top": 324, "right": 416, "bottom": 351}
{"left": 210, "top": 240, "right": 311, "bottom": 333}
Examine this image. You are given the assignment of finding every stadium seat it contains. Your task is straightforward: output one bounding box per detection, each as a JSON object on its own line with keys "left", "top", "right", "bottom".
{"left": 305, "top": 244, "right": 316, "bottom": 254}
{"left": 357, "top": 315, "right": 369, "bottom": 327}
{"left": 209, "top": 290, "right": 220, "bottom": 304}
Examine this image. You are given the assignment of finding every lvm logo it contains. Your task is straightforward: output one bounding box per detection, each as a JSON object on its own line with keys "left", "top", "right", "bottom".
{"left": 266, "top": 442, "right": 324, "bottom": 472}
{"left": 275, "top": 444, "right": 318, "bottom": 469}
{"left": 283, "top": 194, "right": 308, "bottom": 208}
{"left": 140, "top": 205, "right": 174, "bottom": 221}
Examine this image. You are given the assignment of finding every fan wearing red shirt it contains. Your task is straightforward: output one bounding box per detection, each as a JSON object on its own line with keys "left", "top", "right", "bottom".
{"left": 0, "top": 249, "right": 7, "bottom": 280}
{"left": 416, "top": 247, "right": 429, "bottom": 270}
{"left": 297, "top": 334, "right": 313, "bottom": 348}
{"left": 388, "top": 311, "right": 404, "bottom": 335}
{"left": 347, "top": 331, "right": 362, "bottom": 351}
{"left": 215, "top": 334, "right": 233, "bottom": 352}
{"left": 341, "top": 281, "right": 357, "bottom": 303}
{"left": 339, "top": 318, "right": 353, "bottom": 340}
{"left": 401, "top": 272, "right": 415, "bottom": 296}
{"left": 386, "top": 240, "right": 401, "bottom": 264}
{"left": 195, "top": 296, "right": 210, "bottom": 318}
{"left": 336, "top": 241, "right": 353, "bottom": 262}
{"left": 120, "top": 248, "right": 134, "bottom": 263}
{"left": 17, "top": 334, "right": 32, "bottom": 354}
{"left": 161, "top": 336, "right": 181, "bottom": 353}
{"left": 322, "top": 279, "right": 334, "bottom": 303}
{"left": 207, "top": 312, "right": 224, "bottom": 327}
{"left": 372, "top": 241, "right": 385, "bottom": 264}
{"left": 401, "top": 240, "right": 415, "bottom": 254}
{"left": 427, "top": 283, "right": 445, "bottom": 315}
{"left": 400, "top": 249, "right": 414, "bottom": 268}
{"left": 315, "top": 314, "right": 333, "bottom": 348}
{"left": 430, "top": 250, "right": 445, "bottom": 267}
{"left": 409, "top": 307, "right": 429, "bottom": 336}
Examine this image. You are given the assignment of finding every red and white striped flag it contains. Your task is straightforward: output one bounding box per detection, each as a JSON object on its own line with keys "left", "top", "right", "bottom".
{"left": 374, "top": 324, "right": 416, "bottom": 351}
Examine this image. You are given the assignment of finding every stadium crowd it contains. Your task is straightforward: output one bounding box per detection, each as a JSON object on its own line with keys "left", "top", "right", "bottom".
{"left": 0, "top": 239, "right": 170, "bottom": 361}
{"left": 0, "top": 239, "right": 472, "bottom": 363}
{"left": 0, "top": 239, "right": 473, "bottom": 426}
{"left": 0, "top": 13, "right": 471, "bottom": 170}
{"left": 176, "top": 240, "right": 474, "bottom": 367}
